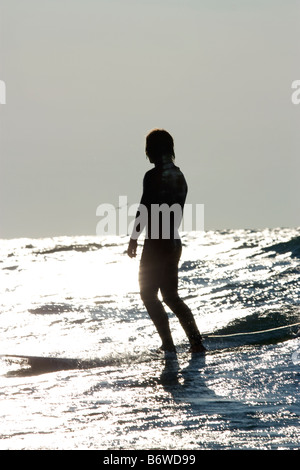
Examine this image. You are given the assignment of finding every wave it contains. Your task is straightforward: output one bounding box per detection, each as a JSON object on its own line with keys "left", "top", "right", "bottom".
{"left": 34, "top": 242, "right": 104, "bottom": 255}
{"left": 261, "top": 236, "right": 300, "bottom": 259}
{"left": 203, "top": 307, "right": 300, "bottom": 350}
{"left": 28, "top": 303, "right": 83, "bottom": 315}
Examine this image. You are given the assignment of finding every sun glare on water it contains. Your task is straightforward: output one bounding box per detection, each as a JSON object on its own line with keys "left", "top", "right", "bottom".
{"left": 61, "top": 243, "right": 140, "bottom": 301}
{"left": 94, "top": 255, "right": 139, "bottom": 297}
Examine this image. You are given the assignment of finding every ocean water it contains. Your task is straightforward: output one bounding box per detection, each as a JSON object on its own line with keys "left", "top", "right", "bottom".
{"left": 0, "top": 228, "right": 299, "bottom": 450}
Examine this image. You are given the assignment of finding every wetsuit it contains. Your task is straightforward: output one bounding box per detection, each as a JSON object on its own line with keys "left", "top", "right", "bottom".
{"left": 134, "top": 156, "right": 203, "bottom": 351}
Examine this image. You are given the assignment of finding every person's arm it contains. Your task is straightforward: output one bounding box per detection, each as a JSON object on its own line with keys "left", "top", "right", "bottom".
{"left": 127, "top": 173, "right": 151, "bottom": 258}
{"left": 127, "top": 237, "right": 138, "bottom": 258}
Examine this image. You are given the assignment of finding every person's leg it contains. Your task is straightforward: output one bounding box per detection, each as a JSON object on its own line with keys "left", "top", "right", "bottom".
{"left": 139, "top": 243, "right": 175, "bottom": 352}
{"left": 160, "top": 245, "right": 205, "bottom": 352}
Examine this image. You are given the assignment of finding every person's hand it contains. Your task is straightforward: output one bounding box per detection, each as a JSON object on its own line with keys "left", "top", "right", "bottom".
{"left": 127, "top": 238, "right": 137, "bottom": 258}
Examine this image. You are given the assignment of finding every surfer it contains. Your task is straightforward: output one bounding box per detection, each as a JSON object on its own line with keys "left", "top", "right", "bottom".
{"left": 127, "top": 129, "right": 206, "bottom": 353}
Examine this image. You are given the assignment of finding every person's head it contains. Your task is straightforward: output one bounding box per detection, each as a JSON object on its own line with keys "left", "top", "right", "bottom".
{"left": 145, "top": 129, "right": 175, "bottom": 164}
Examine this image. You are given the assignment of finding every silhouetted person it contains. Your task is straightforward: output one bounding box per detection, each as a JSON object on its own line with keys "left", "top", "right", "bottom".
{"left": 127, "top": 129, "right": 205, "bottom": 353}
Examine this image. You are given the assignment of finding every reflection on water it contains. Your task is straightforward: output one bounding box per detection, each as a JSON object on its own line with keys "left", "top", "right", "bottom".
{"left": 0, "top": 229, "right": 299, "bottom": 449}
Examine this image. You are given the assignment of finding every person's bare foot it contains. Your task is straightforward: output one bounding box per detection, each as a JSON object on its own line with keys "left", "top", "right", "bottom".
{"left": 189, "top": 343, "right": 206, "bottom": 353}
{"left": 159, "top": 344, "right": 176, "bottom": 353}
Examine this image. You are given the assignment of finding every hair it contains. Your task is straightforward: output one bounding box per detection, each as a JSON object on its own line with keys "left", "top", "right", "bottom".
{"left": 145, "top": 129, "right": 175, "bottom": 163}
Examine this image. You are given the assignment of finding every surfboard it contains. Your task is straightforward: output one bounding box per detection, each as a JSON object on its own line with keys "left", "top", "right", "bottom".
{"left": 0, "top": 354, "right": 103, "bottom": 374}
{"left": 1, "top": 322, "right": 299, "bottom": 374}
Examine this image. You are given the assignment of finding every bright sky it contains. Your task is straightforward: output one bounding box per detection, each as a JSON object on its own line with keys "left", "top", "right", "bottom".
{"left": 0, "top": 0, "right": 299, "bottom": 238}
